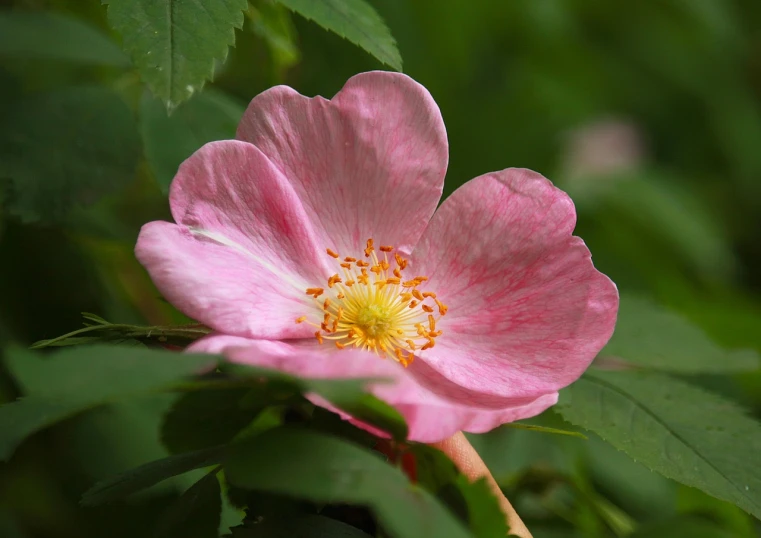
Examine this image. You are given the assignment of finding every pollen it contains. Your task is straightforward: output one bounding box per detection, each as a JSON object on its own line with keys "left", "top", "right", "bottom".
{"left": 297, "top": 239, "right": 447, "bottom": 367}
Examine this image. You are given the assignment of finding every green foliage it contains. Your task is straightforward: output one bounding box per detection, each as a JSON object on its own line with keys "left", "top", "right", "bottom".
{"left": 140, "top": 89, "right": 245, "bottom": 193}
{"left": 160, "top": 388, "right": 266, "bottom": 453}
{"left": 81, "top": 446, "right": 224, "bottom": 505}
{"left": 0, "top": 346, "right": 216, "bottom": 460}
{"left": 230, "top": 514, "right": 374, "bottom": 537}
{"left": 556, "top": 370, "right": 761, "bottom": 519}
{"left": 153, "top": 471, "right": 222, "bottom": 538}
{"left": 106, "top": 0, "right": 248, "bottom": 110}
{"left": 225, "top": 427, "right": 476, "bottom": 538}
{"left": 0, "top": 87, "right": 141, "bottom": 222}
{"left": 275, "top": 0, "right": 402, "bottom": 71}
{"left": 0, "top": 11, "right": 129, "bottom": 66}
{"left": 601, "top": 294, "right": 759, "bottom": 373}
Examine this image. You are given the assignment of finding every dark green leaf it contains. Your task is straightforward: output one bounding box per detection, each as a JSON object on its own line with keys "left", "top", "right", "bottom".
{"left": 107, "top": 0, "right": 248, "bottom": 110}
{"left": 231, "top": 514, "right": 373, "bottom": 537}
{"left": 161, "top": 388, "right": 262, "bottom": 453}
{"left": 225, "top": 428, "right": 473, "bottom": 538}
{"left": 0, "top": 11, "right": 129, "bottom": 66}
{"left": 0, "top": 87, "right": 141, "bottom": 222}
{"left": 154, "top": 471, "right": 222, "bottom": 538}
{"left": 600, "top": 295, "right": 759, "bottom": 373}
{"left": 140, "top": 89, "right": 245, "bottom": 193}
{"left": 275, "top": 0, "right": 402, "bottom": 71}
{"left": 0, "top": 346, "right": 217, "bottom": 460}
{"left": 81, "top": 446, "right": 224, "bottom": 506}
{"left": 556, "top": 371, "right": 761, "bottom": 519}
{"left": 629, "top": 517, "right": 735, "bottom": 538}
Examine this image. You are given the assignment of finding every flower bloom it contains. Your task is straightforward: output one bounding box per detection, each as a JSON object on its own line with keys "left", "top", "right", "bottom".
{"left": 135, "top": 71, "right": 618, "bottom": 442}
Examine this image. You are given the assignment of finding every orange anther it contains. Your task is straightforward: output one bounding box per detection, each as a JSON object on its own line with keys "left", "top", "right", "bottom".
{"left": 321, "top": 322, "right": 330, "bottom": 332}
{"left": 344, "top": 256, "right": 357, "bottom": 262}
{"left": 406, "top": 339, "right": 417, "bottom": 350}
{"left": 345, "top": 279, "right": 356, "bottom": 286}
{"left": 380, "top": 245, "right": 394, "bottom": 252}
{"left": 428, "top": 314, "right": 436, "bottom": 331}
{"left": 348, "top": 329, "right": 357, "bottom": 338}
{"left": 323, "top": 312, "right": 331, "bottom": 324}
{"left": 400, "top": 293, "right": 413, "bottom": 302}
{"left": 416, "top": 323, "right": 426, "bottom": 336}
{"left": 326, "top": 248, "right": 339, "bottom": 258}
{"left": 357, "top": 273, "right": 369, "bottom": 285}
{"left": 422, "top": 304, "right": 434, "bottom": 313}
{"left": 408, "top": 300, "right": 419, "bottom": 309}
{"left": 393, "top": 268, "right": 402, "bottom": 278}
{"left": 335, "top": 341, "right": 346, "bottom": 349}
{"left": 395, "top": 253, "right": 407, "bottom": 269}
{"left": 336, "top": 306, "right": 344, "bottom": 320}
{"left": 422, "top": 292, "right": 437, "bottom": 299}
{"left": 327, "top": 274, "right": 342, "bottom": 288}
{"left": 295, "top": 316, "right": 307, "bottom": 323}
{"left": 340, "top": 262, "right": 352, "bottom": 269}
{"left": 429, "top": 330, "right": 442, "bottom": 337}
{"left": 412, "top": 290, "right": 424, "bottom": 301}
{"left": 306, "top": 287, "right": 324, "bottom": 297}
{"left": 332, "top": 319, "right": 338, "bottom": 332}
{"left": 364, "top": 238, "right": 375, "bottom": 257}
{"left": 435, "top": 299, "right": 448, "bottom": 315}
{"left": 323, "top": 298, "right": 331, "bottom": 310}
{"left": 421, "top": 338, "right": 435, "bottom": 351}
{"left": 356, "top": 260, "right": 369, "bottom": 267}
{"left": 370, "top": 265, "right": 382, "bottom": 274}
{"left": 402, "top": 280, "right": 417, "bottom": 288}
{"left": 415, "top": 276, "right": 429, "bottom": 282}
{"left": 380, "top": 260, "right": 390, "bottom": 271}
{"left": 386, "top": 277, "right": 400, "bottom": 285}
{"left": 374, "top": 281, "right": 387, "bottom": 289}
{"left": 337, "top": 292, "right": 345, "bottom": 299}
{"left": 315, "top": 331, "right": 324, "bottom": 344}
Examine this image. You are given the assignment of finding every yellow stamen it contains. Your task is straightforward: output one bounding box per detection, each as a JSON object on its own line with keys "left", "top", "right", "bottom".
{"left": 299, "top": 238, "right": 446, "bottom": 365}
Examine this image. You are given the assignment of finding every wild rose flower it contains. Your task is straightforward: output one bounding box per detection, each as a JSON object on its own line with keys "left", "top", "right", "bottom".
{"left": 135, "top": 71, "right": 618, "bottom": 443}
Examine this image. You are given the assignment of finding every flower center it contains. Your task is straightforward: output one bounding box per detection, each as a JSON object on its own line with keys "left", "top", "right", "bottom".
{"left": 296, "top": 239, "right": 448, "bottom": 367}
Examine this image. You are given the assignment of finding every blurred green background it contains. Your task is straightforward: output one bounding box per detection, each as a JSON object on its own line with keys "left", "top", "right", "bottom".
{"left": 1, "top": 0, "right": 760, "bottom": 536}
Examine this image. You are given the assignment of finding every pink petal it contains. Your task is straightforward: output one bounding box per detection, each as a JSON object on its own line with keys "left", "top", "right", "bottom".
{"left": 136, "top": 140, "right": 330, "bottom": 339}
{"left": 236, "top": 71, "right": 448, "bottom": 257}
{"left": 188, "top": 334, "right": 558, "bottom": 442}
{"left": 411, "top": 169, "right": 619, "bottom": 400}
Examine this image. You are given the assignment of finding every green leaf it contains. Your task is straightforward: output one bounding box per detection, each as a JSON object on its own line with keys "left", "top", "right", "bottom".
{"left": 225, "top": 428, "right": 473, "bottom": 538}
{"left": 140, "top": 89, "right": 245, "bottom": 193}
{"left": 452, "top": 477, "right": 509, "bottom": 538}
{"left": 0, "top": 86, "right": 141, "bottom": 222}
{"left": 556, "top": 371, "right": 761, "bottom": 519}
{"left": 275, "top": 0, "right": 402, "bottom": 71}
{"left": 0, "top": 346, "right": 217, "bottom": 461}
{"left": 154, "top": 471, "right": 222, "bottom": 538}
{"left": 0, "top": 11, "right": 129, "bottom": 66}
{"left": 161, "top": 388, "right": 263, "bottom": 453}
{"left": 629, "top": 517, "right": 736, "bottom": 538}
{"left": 107, "top": 0, "right": 248, "bottom": 110}
{"left": 225, "top": 363, "right": 408, "bottom": 441}
{"left": 231, "top": 514, "right": 373, "bottom": 537}
{"left": 600, "top": 295, "right": 759, "bottom": 373}
{"left": 81, "top": 446, "right": 224, "bottom": 506}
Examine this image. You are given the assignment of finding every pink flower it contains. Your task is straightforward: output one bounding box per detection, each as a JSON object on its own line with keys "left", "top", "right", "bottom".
{"left": 135, "top": 71, "right": 618, "bottom": 443}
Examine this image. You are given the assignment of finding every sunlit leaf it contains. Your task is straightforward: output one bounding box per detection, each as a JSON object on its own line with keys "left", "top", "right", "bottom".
{"left": 275, "top": 0, "right": 401, "bottom": 70}
{"left": 556, "top": 371, "right": 761, "bottom": 519}
{"left": 107, "top": 0, "right": 248, "bottom": 110}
